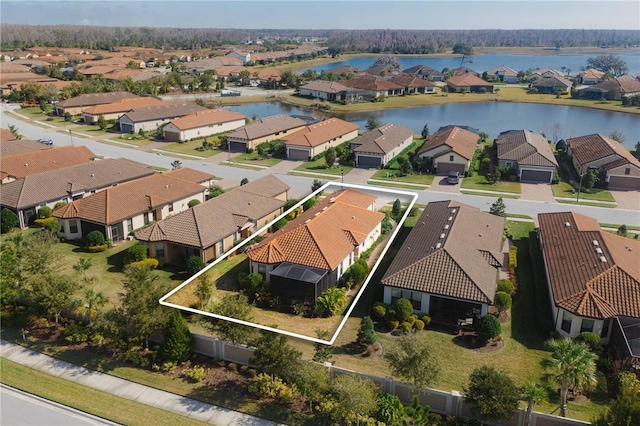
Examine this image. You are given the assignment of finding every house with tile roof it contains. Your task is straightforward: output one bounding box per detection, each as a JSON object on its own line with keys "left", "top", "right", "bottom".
{"left": 578, "top": 75, "right": 640, "bottom": 100}
{"left": 537, "top": 211, "right": 640, "bottom": 345}
{"left": 339, "top": 75, "right": 404, "bottom": 99}
{"left": 226, "top": 114, "right": 309, "bottom": 152}
{"left": 496, "top": 130, "right": 558, "bottom": 183}
{"left": 351, "top": 123, "right": 415, "bottom": 168}
{"left": 566, "top": 134, "right": 640, "bottom": 190}
{"left": 451, "top": 67, "right": 477, "bottom": 77}
{"left": 416, "top": 126, "right": 479, "bottom": 175}
{"left": 403, "top": 65, "right": 444, "bottom": 82}
{"left": 1, "top": 145, "right": 96, "bottom": 184}
{"left": 485, "top": 65, "right": 519, "bottom": 84}
{"left": 388, "top": 74, "right": 436, "bottom": 94}
{"left": 53, "top": 168, "right": 213, "bottom": 242}
{"left": 298, "top": 80, "right": 351, "bottom": 101}
{"left": 530, "top": 75, "right": 572, "bottom": 94}
{"left": 578, "top": 68, "right": 605, "bottom": 85}
{"left": 530, "top": 67, "right": 564, "bottom": 80}
{"left": 119, "top": 103, "right": 207, "bottom": 133}
{"left": 1, "top": 158, "right": 154, "bottom": 228}
{"left": 381, "top": 200, "right": 505, "bottom": 322}
{"left": 81, "top": 97, "right": 166, "bottom": 123}
{"left": 134, "top": 175, "right": 289, "bottom": 265}
{"left": 55, "top": 92, "right": 141, "bottom": 116}
{"left": 246, "top": 189, "right": 384, "bottom": 302}
{"left": 0, "top": 135, "right": 51, "bottom": 157}
{"left": 162, "top": 109, "right": 247, "bottom": 142}
{"left": 446, "top": 74, "right": 493, "bottom": 93}
{"left": 283, "top": 118, "right": 359, "bottom": 161}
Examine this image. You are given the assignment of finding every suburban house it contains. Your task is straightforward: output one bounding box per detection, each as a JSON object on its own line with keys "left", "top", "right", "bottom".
{"left": 388, "top": 74, "right": 437, "bottom": 94}
{"left": 298, "top": 80, "right": 351, "bottom": 101}
{"left": 226, "top": 114, "right": 309, "bottom": 152}
{"left": 246, "top": 189, "right": 384, "bottom": 302}
{"left": 1, "top": 158, "right": 154, "bottom": 228}
{"left": 81, "top": 97, "right": 166, "bottom": 123}
{"left": 416, "top": 126, "right": 478, "bottom": 175}
{"left": 1, "top": 145, "right": 96, "bottom": 184}
{"left": 451, "top": 67, "right": 476, "bottom": 77}
{"left": 578, "top": 68, "right": 605, "bottom": 85}
{"left": 537, "top": 211, "right": 640, "bottom": 346}
{"left": 162, "top": 109, "right": 247, "bottom": 142}
{"left": 119, "top": 103, "right": 207, "bottom": 133}
{"left": 214, "top": 65, "right": 251, "bottom": 81}
{"left": 446, "top": 74, "right": 493, "bottom": 93}
{"left": 325, "top": 66, "right": 360, "bottom": 78}
{"left": 495, "top": 130, "right": 558, "bottom": 183}
{"left": 403, "top": 65, "right": 444, "bottom": 81}
{"left": 0, "top": 132, "right": 51, "bottom": 156}
{"left": 381, "top": 200, "right": 505, "bottom": 322}
{"left": 530, "top": 67, "right": 564, "bottom": 80}
{"left": 350, "top": 123, "right": 415, "bottom": 168}
{"left": 485, "top": 65, "right": 519, "bottom": 83}
{"left": 55, "top": 92, "right": 140, "bottom": 116}
{"left": 566, "top": 134, "right": 640, "bottom": 190}
{"left": 283, "top": 118, "right": 360, "bottom": 161}
{"left": 365, "top": 65, "right": 401, "bottom": 77}
{"left": 530, "top": 75, "right": 572, "bottom": 94}
{"left": 578, "top": 75, "right": 640, "bottom": 100}
{"left": 53, "top": 168, "right": 213, "bottom": 242}
{"left": 339, "top": 75, "right": 404, "bottom": 99}
{"left": 134, "top": 175, "right": 289, "bottom": 265}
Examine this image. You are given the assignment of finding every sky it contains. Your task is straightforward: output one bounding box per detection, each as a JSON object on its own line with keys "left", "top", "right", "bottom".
{"left": 1, "top": 0, "right": 639, "bottom": 30}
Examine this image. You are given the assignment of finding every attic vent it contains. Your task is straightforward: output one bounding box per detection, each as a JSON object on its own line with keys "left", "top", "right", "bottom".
{"left": 444, "top": 225, "right": 450, "bottom": 230}
{"left": 90, "top": 174, "right": 95, "bottom": 177}
{"left": 435, "top": 243, "right": 442, "bottom": 249}
{"left": 451, "top": 209, "right": 457, "bottom": 214}
{"left": 329, "top": 197, "right": 336, "bottom": 203}
{"left": 565, "top": 222, "right": 570, "bottom": 227}
{"left": 304, "top": 219, "right": 311, "bottom": 224}
{"left": 352, "top": 216, "right": 356, "bottom": 219}
{"left": 314, "top": 212, "right": 320, "bottom": 216}
{"left": 440, "top": 233, "right": 445, "bottom": 239}
{"left": 592, "top": 240, "right": 599, "bottom": 246}
{"left": 596, "top": 248, "right": 603, "bottom": 254}
{"left": 448, "top": 216, "right": 453, "bottom": 221}
{"left": 322, "top": 207, "right": 328, "bottom": 211}
{"left": 600, "top": 256, "right": 607, "bottom": 263}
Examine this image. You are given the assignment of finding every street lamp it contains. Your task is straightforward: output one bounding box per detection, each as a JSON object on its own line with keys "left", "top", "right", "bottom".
{"left": 227, "top": 139, "right": 231, "bottom": 164}
{"left": 69, "top": 129, "right": 74, "bottom": 146}
{"left": 341, "top": 168, "right": 344, "bottom": 189}
{"left": 576, "top": 172, "right": 584, "bottom": 202}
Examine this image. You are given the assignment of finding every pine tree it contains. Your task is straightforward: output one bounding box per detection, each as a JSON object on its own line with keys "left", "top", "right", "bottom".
{"left": 161, "top": 310, "right": 193, "bottom": 364}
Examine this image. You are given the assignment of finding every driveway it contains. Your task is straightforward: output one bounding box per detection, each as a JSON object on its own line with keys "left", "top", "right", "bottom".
{"left": 428, "top": 176, "right": 462, "bottom": 194}
{"left": 611, "top": 190, "right": 640, "bottom": 211}
{"left": 520, "top": 182, "right": 556, "bottom": 203}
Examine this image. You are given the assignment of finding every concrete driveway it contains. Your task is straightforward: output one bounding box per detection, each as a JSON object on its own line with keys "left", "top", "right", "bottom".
{"left": 428, "top": 176, "right": 461, "bottom": 194}
{"left": 520, "top": 182, "right": 556, "bottom": 203}
{"left": 611, "top": 190, "right": 640, "bottom": 211}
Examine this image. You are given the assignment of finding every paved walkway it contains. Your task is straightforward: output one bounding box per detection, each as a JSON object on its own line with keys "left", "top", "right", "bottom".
{"left": 0, "top": 340, "right": 286, "bottom": 426}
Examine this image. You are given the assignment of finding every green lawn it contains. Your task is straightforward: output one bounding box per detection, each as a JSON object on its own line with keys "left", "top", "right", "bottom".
{"left": 551, "top": 181, "right": 615, "bottom": 202}
{"left": 108, "top": 135, "right": 153, "bottom": 147}
{"left": 372, "top": 169, "right": 435, "bottom": 185}
{"left": 294, "top": 158, "right": 353, "bottom": 176}
{"left": 461, "top": 190, "right": 520, "bottom": 199}
{"left": 230, "top": 152, "right": 282, "bottom": 167}
{"left": 557, "top": 199, "right": 618, "bottom": 208}
{"left": 161, "top": 137, "right": 225, "bottom": 158}
{"left": 16, "top": 106, "right": 49, "bottom": 118}
{"left": 461, "top": 174, "right": 522, "bottom": 194}
{"left": 368, "top": 181, "right": 428, "bottom": 190}
{"left": 288, "top": 171, "right": 340, "bottom": 180}
{"left": 71, "top": 124, "right": 112, "bottom": 136}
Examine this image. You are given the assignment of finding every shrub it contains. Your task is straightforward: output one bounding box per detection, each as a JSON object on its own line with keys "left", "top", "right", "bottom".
{"left": 34, "top": 217, "right": 58, "bottom": 228}
{"left": 130, "top": 258, "right": 159, "bottom": 269}
{"left": 316, "top": 287, "right": 347, "bottom": 317}
{"left": 160, "top": 310, "right": 193, "bottom": 364}
{"left": 64, "top": 322, "right": 90, "bottom": 343}
{"left": 126, "top": 243, "right": 147, "bottom": 263}
{"left": 400, "top": 321, "right": 413, "bottom": 334}
{"left": 1, "top": 208, "right": 19, "bottom": 233}
{"left": 497, "top": 279, "right": 515, "bottom": 295}
{"left": 357, "top": 316, "right": 377, "bottom": 346}
{"left": 422, "top": 315, "right": 431, "bottom": 326}
{"left": 413, "top": 319, "right": 425, "bottom": 331}
{"left": 271, "top": 217, "right": 288, "bottom": 231}
{"left": 188, "top": 199, "right": 201, "bottom": 208}
{"left": 86, "top": 230, "right": 105, "bottom": 247}
{"left": 372, "top": 303, "right": 386, "bottom": 319}
{"left": 248, "top": 373, "right": 295, "bottom": 404}
{"left": 494, "top": 291, "right": 512, "bottom": 313}
{"left": 408, "top": 206, "right": 420, "bottom": 217}
{"left": 88, "top": 244, "right": 108, "bottom": 253}
{"left": 183, "top": 365, "right": 207, "bottom": 382}
{"left": 240, "top": 177, "right": 249, "bottom": 185}
{"left": 508, "top": 246, "right": 518, "bottom": 267}
{"left": 387, "top": 319, "right": 399, "bottom": 330}
{"left": 37, "top": 206, "right": 53, "bottom": 218}
{"left": 475, "top": 315, "right": 502, "bottom": 345}
{"left": 577, "top": 332, "right": 601, "bottom": 352}
{"left": 43, "top": 219, "right": 62, "bottom": 233}
{"left": 186, "top": 255, "right": 205, "bottom": 274}
{"left": 395, "top": 298, "right": 414, "bottom": 323}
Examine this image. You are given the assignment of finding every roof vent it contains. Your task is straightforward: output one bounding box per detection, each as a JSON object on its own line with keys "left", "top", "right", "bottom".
{"left": 304, "top": 219, "right": 311, "bottom": 224}
{"left": 565, "top": 222, "right": 570, "bottom": 227}
{"left": 448, "top": 216, "right": 453, "bottom": 221}
{"left": 322, "top": 207, "right": 328, "bottom": 211}
{"left": 352, "top": 216, "right": 356, "bottom": 219}
{"left": 91, "top": 174, "right": 95, "bottom": 177}
{"left": 435, "top": 243, "right": 442, "bottom": 249}
{"left": 451, "top": 209, "right": 457, "bottom": 214}
{"left": 600, "top": 256, "right": 607, "bottom": 263}
{"left": 444, "top": 225, "right": 450, "bottom": 230}
{"left": 592, "top": 240, "right": 599, "bottom": 246}
{"left": 596, "top": 248, "right": 603, "bottom": 254}
{"left": 314, "top": 212, "right": 320, "bottom": 216}
{"left": 440, "top": 233, "right": 445, "bottom": 239}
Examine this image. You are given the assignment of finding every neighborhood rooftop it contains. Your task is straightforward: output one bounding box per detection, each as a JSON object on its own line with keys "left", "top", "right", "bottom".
{"left": 226, "top": 114, "right": 309, "bottom": 141}
{"left": 417, "top": 126, "right": 478, "bottom": 160}
{"left": 496, "top": 130, "right": 558, "bottom": 168}
{"left": 352, "top": 123, "right": 415, "bottom": 155}
{"left": 282, "top": 118, "right": 360, "bottom": 148}
{"left": 1, "top": 145, "right": 96, "bottom": 181}
{"left": 166, "top": 109, "right": 247, "bottom": 131}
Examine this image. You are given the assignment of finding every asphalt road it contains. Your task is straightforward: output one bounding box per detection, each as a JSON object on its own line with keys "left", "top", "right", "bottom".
{"left": 0, "top": 384, "right": 120, "bottom": 426}
{"left": 3, "top": 103, "right": 639, "bottom": 226}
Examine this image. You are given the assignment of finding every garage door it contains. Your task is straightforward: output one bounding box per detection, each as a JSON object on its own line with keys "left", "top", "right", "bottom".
{"left": 164, "top": 131, "right": 181, "bottom": 142}
{"left": 608, "top": 176, "right": 640, "bottom": 190}
{"left": 520, "top": 169, "right": 552, "bottom": 183}
{"left": 356, "top": 155, "right": 382, "bottom": 168}
{"left": 120, "top": 123, "right": 134, "bottom": 133}
{"left": 288, "top": 148, "right": 309, "bottom": 161}
{"left": 436, "top": 163, "right": 465, "bottom": 175}
{"left": 229, "top": 141, "right": 247, "bottom": 152}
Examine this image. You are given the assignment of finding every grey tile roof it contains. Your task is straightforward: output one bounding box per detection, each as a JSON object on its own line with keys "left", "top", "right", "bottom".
{"left": 352, "top": 123, "right": 415, "bottom": 155}
{"left": 227, "top": 115, "right": 308, "bottom": 141}
{"left": 299, "top": 80, "right": 351, "bottom": 93}
{"left": 57, "top": 91, "right": 140, "bottom": 108}
{"left": 496, "top": 130, "right": 558, "bottom": 168}
{"left": 121, "top": 103, "right": 207, "bottom": 123}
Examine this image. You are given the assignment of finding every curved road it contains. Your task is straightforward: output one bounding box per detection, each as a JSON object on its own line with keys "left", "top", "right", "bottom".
{"left": 3, "top": 103, "right": 638, "bottom": 226}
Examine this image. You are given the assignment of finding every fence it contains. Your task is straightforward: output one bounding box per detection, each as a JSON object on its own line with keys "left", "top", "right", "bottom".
{"left": 190, "top": 333, "right": 590, "bottom": 426}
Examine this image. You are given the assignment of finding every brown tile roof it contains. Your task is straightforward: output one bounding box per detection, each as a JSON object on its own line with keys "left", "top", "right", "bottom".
{"left": 213, "top": 65, "right": 250, "bottom": 77}
{"left": 282, "top": 118, "right": 359, "bottom": 148}
{"left": 57, "top": 92, "right": 140, "bottom": 109}
{"left": 299, "top": 80, "right": 351, "bottom": 93}
{"left": 580, "top": 69, "right": 605, "bottom": 80}
{"left": 0, "top": 128, "right": 16, "bottom": 142}
{"left": 388, "top": 74, "right": 436, "bottom": 88}
{"left": 2, "top": 158, "right": 154, "bottom": 209}
{"left": 452, "top": 67, "right": 477, "bottom": 76}
{"left": 227, "top": 115, "right": 308, "bottom": 141}
{"left": 417, "top": 126, "right": 478, "bottom": 160}
{"left": 1, "top": 145, "right": 96, "bottom": 180}
{"left": 496, "top": 130, "right": 558, "bottom": 168}
{"left": 339, "top": 75, "right": 403, "bottom": 91}
{"left": 567, "top": 133, "right": 640, "bottom": 169}
{"left": 589, "top": 75, "right": 640, "bottom": 94}
{"left": 381, "top": 201, "right": 505, "bottom": 304}
{"left": 538, "top": 212, "right": 640, "bottom": 319}
{"left": 0, "top": 73, "right": 51, "bottom": 85}
{"left": 531, "top": 75, "right": 572, "bottom": 89}
{"left": 77, "top": 65, "right": 121, "bottom": 76}
{"left": 0, "top": 63, "right": 31, "bottom": 73}
{"left": 134, "top": 175, "right": 289, "bottom": 249}
{"left": 403, "top": 65, "right": 443, "bottom": 79}
{"left": 102, "top": 68, "right": 147, "bottom": 80}
{"left": 53, "top": 170, "right": 207, "bottom": 225}
{"left": 121, "top": 103, "right": 207, "bottom": 123}
{"left": 82, "top": 97, "right": 166, "bottom": 116}
{"left": 447, "top": 74, "right": 492, "bottom": 88}
{"left": 162, "top": 168, "right": 215, "bottom": 185}
{"left": 255, "top": 69, "right": 282, "bottom": 81}
{"left": 352, "top": 123, "right": 415, "bottom": 155}
{"left": 247, "top": 189, "right": 383, "bottom": 271}
{"left": 0, "top": 137, "right": 51, "bottom": 156}
{"left": 167, "top": 109, "right": 247, "bottom": 131}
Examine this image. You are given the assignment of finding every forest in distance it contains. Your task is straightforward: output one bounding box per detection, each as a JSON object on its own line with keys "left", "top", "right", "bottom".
{"left": 1, "top": 25, "right": 639, "bottom": 53}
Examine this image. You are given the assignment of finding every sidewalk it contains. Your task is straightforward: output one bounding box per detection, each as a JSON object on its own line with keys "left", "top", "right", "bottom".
{"left": 0, "top": 340, "right": 286, "bottom": 426}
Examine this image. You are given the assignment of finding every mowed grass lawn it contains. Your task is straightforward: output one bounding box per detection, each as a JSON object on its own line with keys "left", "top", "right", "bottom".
{"left": 372, "top": 169, "right": 435, "bottom": 185}
{"left": 461, "top": 174, "right": 522, "bottom": 194}
{"left": 230, "top": 151, "right": 282, "bottom": 167}
{"left": 294, "top": 158, "right": 353, "bottom": 176}
{"left": 551, "top": 181, "right": 615, "bottom": 202}
{"left": 161, "top": 136, "right": 227, "bottom": 158}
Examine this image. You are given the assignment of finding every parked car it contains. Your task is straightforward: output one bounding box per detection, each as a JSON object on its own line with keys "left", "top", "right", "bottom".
{"left": 447, "top": 171, "right": 461, "bottom": 184}
{"left": 37, "top": 138, "right": 53, "bottom": 146}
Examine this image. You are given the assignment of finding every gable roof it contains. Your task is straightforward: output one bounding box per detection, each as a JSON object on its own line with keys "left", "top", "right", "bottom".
{"left": 381, "top": 201, "right": 505, "bottom": 304}
{"left": 1, "top": 145, "right": 96, "bottom": 180}
{"left": 339, "top": 75, "right": 403, "bottom": 91}
{"left": 447, "top": 74, "right": 492, "bottom": 87}
{"left": 532, "top": 67, "right": 564, "bottom": 78}
{"left": 299, "top": 80, "right": 351, "bottom": 93}
{"left": 121, "top": 103, "right": 207, "bottom": 123}
{"left": 538, "top": 212, "right": 640, "bottom": 319}
{"left": 1, "top": 137, "right": 51, "bottom": 157}
{"left": 452, "top": 67, "right": 476, "bottom": 77}
{"left": 388, "top": 74, "right": 436, "bottom": 88}
{"left": 227, "top": 115, "right": 308, "bottom": 141}
{"left": 417, "top": 126, "right": 478, "bottom": 160}
{"left": 159, "top": 168, "right": 215, "bottom": 185}
{"left": 486, "top": 65, "right": 518, "bottom": 77}
{"left": 531, "top": 75, "right": 572, "bottom": 88}
{"left": 352, "top": 123, "right": 415, "bottom": 155}
{"left": 579, "top": 68, "right": 605, "bottom": 80}
{"left": 1, "top": 158, "right": 154, "bottom": 209}
{"left": 247, "top": 189, "right": 384, "bottom": 271}
{"left": 56, "top": 92, "right": 140, "bottom": 108}
{"left": 167, "top": 108, "right": 246, "bottom": 131}
{"left": 587, "top": 75, "right": 640, "bottom": 94}
{"left": 282, "top": 118, "right": 359, "bottom": 148}
{"left": 82, "top": 97, "right": 166, "bottom": 116}
{"left": 134, "top": 175, "right": 289, "bottom": 249}
{"left": 496, "top": 130, "right": 558, "bottom": 168}
{"left": 403, "top": 65, "right": 442, "bottom": 78}
{"left": 567, "top": 133, "right": 640, "bottom": 168}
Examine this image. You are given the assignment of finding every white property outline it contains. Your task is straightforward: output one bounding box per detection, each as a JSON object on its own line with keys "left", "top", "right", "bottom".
{"left": 159, "top": 181, "right": 418, "bottom": 346}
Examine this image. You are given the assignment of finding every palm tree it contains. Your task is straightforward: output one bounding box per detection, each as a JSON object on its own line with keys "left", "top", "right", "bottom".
{"left": 520, "top": 380, "right": 546, "bottom": 426}
{"left": 76, "top": 288, "right": 108, "bottom": 323}
{"left": 540, "top": 338, "right": 597, "bottom": 417}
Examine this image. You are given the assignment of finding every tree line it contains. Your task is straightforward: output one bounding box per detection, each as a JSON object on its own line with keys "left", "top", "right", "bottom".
{"left": 2, "top": 25, "right": 638, "bottom": 53}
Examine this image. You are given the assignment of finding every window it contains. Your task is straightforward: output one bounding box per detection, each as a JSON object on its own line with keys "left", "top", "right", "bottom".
{"left": 126, "top": 219, "right": 133, "bottom": 233}
{"left": 218, "top": 239, "right": 224, "bottom": 255}
{"left": 449, "top": 155, "right": 454, "bottom": 162}
{"left": 152, "top": 210, "right": 157, "bottom": 221}
{"left": 625, "top": 168, "right": 631, "bottom": 175}
{"left": 390, "top": 289, "right": 422, "bottom": 310}
{"left": 155, "top": 242, "right": 165, "bottom": 258}
{"left": 580, "top": 318, "right": 595, "bottom": 333}
{"left": 168, "top": 203, "right": 174, "bottom": 213}
{"left": 601, "top": 318, "right": 610, "bottom": 338}
{"left": 144, "top": 214, "right": 149, "bottom": 225}
{"left": 258, "top": 264, "right": 266, "bottom": 274}
{"left": 232, "top": 232, "right": 238, "bottom": 245}
{"left": 69, "top": 220, "right": 78, "bottom": 234}
{"left": 561, "top": 311, "right": 572, "bottom": 333}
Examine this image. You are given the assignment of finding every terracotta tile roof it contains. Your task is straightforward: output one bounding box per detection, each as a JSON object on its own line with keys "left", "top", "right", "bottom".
{"left": 53, "top": 170, "right": 207, "bottom": 224}
{"left": 588, "top": 75, "right": 640, "bottom": 94}
{"left": 0, "top": 128, "right": 16, "bottom": 142}
{"left": 538, "top": 212, "right": 640, "bottom": 319}
{"left": 162, "top": 168, "right": 215, "bottom": 184}
{"left": 496, "top": 130, "right": 558, "bottom": 168}
{"left": 282, "top": 118, "right": 359, "bottom": 148}
{"left": 339, "top": 75, "right": 404, "bottom": 91}
{"left": 121, "top": 103, "right": 207, "bottom": 123}
{"left": 447, "top": 74, "right": 492, "bottom": 87}
{"left": 451, "top": 67, "right": 476, "bottom": 77}
{"left": 382, "top": 201, "right": 505, "bottom": 304}
{"left": 247, "top": 189, "right": 383, "bottom": 271}
{"left": 2, "top": 158, "right": 154, "bottom": 209}
{"left": 134, "top": 175, "right": 289, "bottom": 248}
{"left": 0, "top": 73, "right": 52, "bottom": 85}
{"left": 227, "top": 115, "right": 308, "bottom": 141}
{"left": 1, "top": 145, "right": 96, "bottom": 180}
{"left": 299, "top": 80, "right": 351, "bottom": 93}
{"left": 567, "top": 133, "right": 640, "bottom": 168}
{"left": 0, "top": 137, "right": 51, "bottom": 156}
{"left": 0, "top": 63, "right": 31, "bottom": 73}
{"left": 417, "top": 126, "right": 478, "bottom": 160}
{"left": 57, "top": 92, "right": 140, "bottom": 109}
{"left": 255, "top": 69, "right": 282, "bottom": 81}
{"left": 580, "top": 69, "right": 605, "bottom": 79}
{"left": 77, "top": 65, "right": 121, "bottom": 76}
{"left": 32, "top": 80, "right": 74, "bottom": 91}
{"left": 213, "top": 65, "right": 250, "bottom": 77}
{"left": 388, "top": 74, "right": 436, "bottom": 88}
{"left": 82, "top": 97, "right": 166, "bottom": 116}
{"left": 352, "top": 123, "right": 415, "bottom": 155}
{"left": 167, "top": 109, "right": 246, "bottom": 131}
{"left": 103, "top": 68, "right": 147, "bottom": 80}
